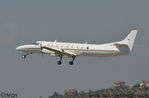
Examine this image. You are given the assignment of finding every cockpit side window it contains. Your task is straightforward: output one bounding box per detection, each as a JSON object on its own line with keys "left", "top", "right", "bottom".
{"left": 33, "top": 42, "right": 39, "bottom": 45}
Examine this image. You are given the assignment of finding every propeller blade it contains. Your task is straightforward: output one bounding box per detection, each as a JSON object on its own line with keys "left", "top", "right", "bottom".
{"left": 39, "top": 43, "right": 43, "bottom": 50}
{"left": 39, "top": 43, "right": 43, "bottom": 56}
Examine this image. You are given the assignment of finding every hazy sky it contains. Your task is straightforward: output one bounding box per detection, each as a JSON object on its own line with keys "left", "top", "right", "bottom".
{"left": 0, "top": 0, "right": 149, "bottom": 98}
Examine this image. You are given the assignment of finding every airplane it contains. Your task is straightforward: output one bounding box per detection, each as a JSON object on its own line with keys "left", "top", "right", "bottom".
{"left": 16, "top": 30, "right": 138, "bottom": 65}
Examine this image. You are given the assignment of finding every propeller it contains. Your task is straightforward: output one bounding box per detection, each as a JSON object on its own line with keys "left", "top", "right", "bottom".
{"left": 39, "top": 43, "right": 44, "bottom": 56}
{"left": 39, "top": 43, "right": 42, "bottom": 50}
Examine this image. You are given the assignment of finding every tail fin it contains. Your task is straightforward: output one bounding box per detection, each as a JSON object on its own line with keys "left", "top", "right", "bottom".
{"left": 122, "top": 30, "right": 138, "bottom": 51}
{"left": 114, "top": 30, "right": 138, "bottom": 52}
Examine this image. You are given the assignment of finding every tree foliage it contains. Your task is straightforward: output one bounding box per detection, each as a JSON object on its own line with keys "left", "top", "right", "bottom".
{"left": 48, "top": 85, "right": 149, "bottom": 98}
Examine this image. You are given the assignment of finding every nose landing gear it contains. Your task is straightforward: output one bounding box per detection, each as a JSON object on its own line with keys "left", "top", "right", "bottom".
{"left": 21, "top": 53, "right": 29, "bottom": 59}
{"left": 22, "top": 55, "right": 27, "bottom": 59}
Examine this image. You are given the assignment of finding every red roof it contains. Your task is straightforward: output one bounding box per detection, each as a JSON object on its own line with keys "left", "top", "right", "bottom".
{"left": 113, "top": 81, "right": 125, "bottom": 84}
{"left": 142, "top": 81, "right": 149, "bottom": 83}
{"left": 64, "top": 89, "right": 77, "bottom": 93}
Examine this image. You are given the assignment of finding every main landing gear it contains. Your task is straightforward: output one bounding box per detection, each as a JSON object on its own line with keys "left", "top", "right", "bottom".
{"left": 57, "top": 55, "right": 76, "bottom": 65}
{"left": 69, "top": 56, "right": 75, "bottom": 65}
{"left": 20, "top": 53, "right": 76, "bottom": 65}
{"left": 57, "top": 55, "right": 63, "bottom": 65}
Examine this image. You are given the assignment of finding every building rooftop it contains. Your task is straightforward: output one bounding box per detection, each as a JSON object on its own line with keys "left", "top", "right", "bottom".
{"left": 113, "top": 81, "right": 125, "bottom": 84}
{"left": 64, "top": 89, "right": 77, "bottom": 93}
{"left": 141, "top": 81, "right": 149, "bottom": 83}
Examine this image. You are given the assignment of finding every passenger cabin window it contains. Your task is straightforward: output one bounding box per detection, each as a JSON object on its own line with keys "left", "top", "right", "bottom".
{"left": 87, "top": 46, "right": 89, "bottom": 49}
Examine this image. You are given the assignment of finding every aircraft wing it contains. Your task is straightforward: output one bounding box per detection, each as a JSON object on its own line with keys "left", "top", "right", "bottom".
{"left": 42, "top": 46, "right": 76, "bottom": 57}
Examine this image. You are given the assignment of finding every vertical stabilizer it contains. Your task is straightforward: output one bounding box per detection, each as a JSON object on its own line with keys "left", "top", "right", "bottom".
{"left": 123, "top": 30, "right": 138, "bottom": 51}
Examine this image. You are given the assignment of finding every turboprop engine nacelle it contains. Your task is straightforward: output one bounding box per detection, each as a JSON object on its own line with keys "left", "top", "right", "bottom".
{"left": 41, "top": 48, "right": 54, "bottom": 54}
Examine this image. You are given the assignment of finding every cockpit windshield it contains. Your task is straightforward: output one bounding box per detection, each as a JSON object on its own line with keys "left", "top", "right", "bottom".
{"left": 33, "top": 42, "right": 39, "bottom": 45}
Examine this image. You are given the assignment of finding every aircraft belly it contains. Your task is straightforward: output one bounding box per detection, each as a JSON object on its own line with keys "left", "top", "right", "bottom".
{"left": 79, "top": 50, "right": 121, "bottom": 57}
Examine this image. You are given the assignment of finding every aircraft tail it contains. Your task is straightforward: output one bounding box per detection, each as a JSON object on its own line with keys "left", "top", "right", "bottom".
{"left": 114, "top": 30, "right": 138, "bottom": 52}
{"left": 123, "top": 30, "right": 138, "bottom": 51}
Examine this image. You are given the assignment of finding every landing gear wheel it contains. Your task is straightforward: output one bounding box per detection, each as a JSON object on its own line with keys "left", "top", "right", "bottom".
{"left": 69, "top": 56, "right": 75, "bottom": 65}
{"left": 57, "top": 61, "right": 62, "bottom": 65}
{"left": 22, "top": 55, "right": 26, "bottom": 59}
{"left": 69, "top": 61, "right": 73, "bottom": 65}
{"left": 57, "top": 55, "right": 63, "bottom": 65}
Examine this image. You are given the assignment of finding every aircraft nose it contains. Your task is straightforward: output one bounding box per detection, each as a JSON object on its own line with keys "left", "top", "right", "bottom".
{"left": 16, "top": 45, "right": 25, "bottom": 51}
{"left": 16, "top": 44, "right": 40, "bottom": 51}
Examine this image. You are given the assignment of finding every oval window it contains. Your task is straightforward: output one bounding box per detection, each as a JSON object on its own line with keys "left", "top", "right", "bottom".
{"left": 87, "top": 46, "right": 89, "bottom": 49}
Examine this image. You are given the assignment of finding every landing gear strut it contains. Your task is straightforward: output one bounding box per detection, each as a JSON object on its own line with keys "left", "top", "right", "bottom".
{"left": 21, "top": 53, "right": 29, "bottom": 59}
{"left": 69, "top": 56, "right": 76, "bottom": 65}
{"left": 57, "top": 55, "right": 63, "bottom": 65}
{"left": 56, "top": 55, "right": 76, "bottom": 65}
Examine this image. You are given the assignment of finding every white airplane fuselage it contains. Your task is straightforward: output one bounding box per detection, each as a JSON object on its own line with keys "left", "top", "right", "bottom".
{"left": 16, "top": 30, "right": 138, "bottom": 65}
{"left": 17, "top": 42, "right": 124, "bottom": 57}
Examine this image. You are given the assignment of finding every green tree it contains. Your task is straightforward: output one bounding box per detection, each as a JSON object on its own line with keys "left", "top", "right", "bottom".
{"left": 49, "top": 91, "right": 63, "bottom": 98}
